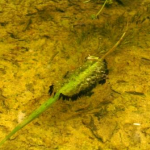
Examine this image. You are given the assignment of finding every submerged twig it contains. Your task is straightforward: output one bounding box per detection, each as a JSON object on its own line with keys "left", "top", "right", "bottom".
{"left": 101, "top": 23, "right": 128, "bottom": 59}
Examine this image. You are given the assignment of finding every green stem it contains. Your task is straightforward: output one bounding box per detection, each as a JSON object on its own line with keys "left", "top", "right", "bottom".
{"left": 96, "top": 0, "right": 108, "bottom": 18}
{"left": 0, "top": 92, "right": 60, "bottom": 147}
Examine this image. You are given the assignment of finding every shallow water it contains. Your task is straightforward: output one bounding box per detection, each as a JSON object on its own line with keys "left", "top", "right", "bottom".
{"left": 0, "top": 0, "right": 150, "bottom": 149}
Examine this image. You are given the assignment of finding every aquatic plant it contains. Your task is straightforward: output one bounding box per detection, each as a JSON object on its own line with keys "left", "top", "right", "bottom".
{"left": 84, "top": 0, "right": 113, "bottom": 19}
{"left": 0, "top": 27, "right": 126, "bottom": 147}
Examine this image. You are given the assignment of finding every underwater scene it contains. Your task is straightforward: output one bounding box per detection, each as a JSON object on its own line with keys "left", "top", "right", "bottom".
{"left": 0, "top": 0, "right": 150, "bottom": 149}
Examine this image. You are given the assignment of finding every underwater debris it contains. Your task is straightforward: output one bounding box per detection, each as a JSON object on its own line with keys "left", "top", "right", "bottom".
{"left": 0, "top": 27, "right": 127, "bottom": 147}
{"left": 125, "top": 91, "right": 145, "bottom": 96}
{"left": 91, "top": 0, "right": 113, "bottom": 19}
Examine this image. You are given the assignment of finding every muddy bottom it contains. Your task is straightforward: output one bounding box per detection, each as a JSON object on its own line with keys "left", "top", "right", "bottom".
{"left": 0, "top": 0, "right": 150, "bottom": 150}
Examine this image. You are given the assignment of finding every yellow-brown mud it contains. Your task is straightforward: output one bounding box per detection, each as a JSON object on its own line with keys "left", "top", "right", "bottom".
{"left": 0, "top": 0, "right": 150, "bottom": 149}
